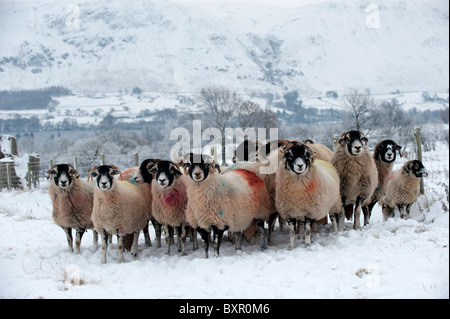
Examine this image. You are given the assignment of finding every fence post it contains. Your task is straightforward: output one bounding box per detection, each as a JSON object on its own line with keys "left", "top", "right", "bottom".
{"left": 6, "top": 162, "right": 12, "bottom": 191}
{"left": 332, "top": 134, "right": 340, "bottom": 151}
{"left": 74, "top": 156, "right": 78, "bottom": 170}
{"left": 100, "top": 153, "right": 106, "bottom": 165}
{"left": 134, "top": 152, "right": 139, "bottom": 166}
{"left": 414, "top": 127, "right": 425, "bottom": 195}
{"left": 49, "top": 159, "right": 53, "bottom": 169}
{"left": 27, "top": 162, "right": 31, "bottom": 189}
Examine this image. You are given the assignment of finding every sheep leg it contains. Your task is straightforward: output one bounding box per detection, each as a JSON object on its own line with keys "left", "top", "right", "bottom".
{"left": 164, "top": 224, "right": 171, "bottom": 255}
{"left": 257, "top": 219, "right": 267, "bottom": 250}
{"left": 198, "top": 228, "right": 210, "bottom": 258}
{"left": 298, "top": 217, "right": 305, "bottom": 240}
{"left": 75, "top": 228, "right": 85, "bottom": 254}
{"left": 338, "top": 197, "right": 347, "bottom": 231}
{"left": 286, "top": 218, "right": 296, "bottom": 250}
{"left": 382, "top": 204, "right": 394, "bottom": 221}
{"left": 178, "top": 226, "right": 187, "bottom": 256}
{"left": 143, "top": 222, "right": 152, "bottom": 247}
{"left": 234, "top": 231, "right": 242, "bottom": 251}
{"left": 131, "top": 231, "right": 139, "bottom": 257}
{"left": 191, "top": 227, "right": 199, "bottom": 250}
{"left": 405, "top": 203, "right": 412, "bottom": 220}
{"left": 304, "top": 218, "right": 315, "bottom": 246}
{"left": 363, "top": 201, "right": 376, "bottom": 226}
{"left": 268, "top": 212, "right": 278, "bottom": 246}
{"left": 62, "top": 227, "right": 74, "bottom": 253}
{"left": 329, "top": 213, "right": 338, "bottom": 232}
{"left": 153, "top": 220, "right": 162, "bottom": 248}
{"left": 92, "top": 230, "right": 98, "bottom": 248}
{"left": 168, "top": 226, "right": 175, "bottom": 245}
{"left": 398, "top": 204, "right": 405, "bottom": 219}
{"left": 212, "top": 226, "right": 224, "bottom": 257}
{"left": 117, "top": 235, "right": 125, "bottom": 263}
{"left": 100, "top": 229, "right": 108, "bottom": 264}
{"left": 353, "top": 197, "right": 364, "bottom": 230}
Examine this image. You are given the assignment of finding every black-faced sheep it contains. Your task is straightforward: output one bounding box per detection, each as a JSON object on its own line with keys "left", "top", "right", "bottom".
{"left": 150, "top": 160, "right": 197, "bottom": 255}
{"left": 183, "top": 154, "right": 270, "bottom": 258}
{"left": 362, "top": 140, "right": 403, "bottom": 225}
{"left": 275, "top": 143, "right": 341, "bottom": 248}
{"left": 331, "top": 131, "right": 378, "bottom": 230}
{"left": 89, "top": 165, "right": 148, "bottom": 264}
{"left": 47, "top": 164, "right": 97, "bottom": 254}
{"left": 380, "top": 160, "right": 428, "bottom": 220}
{"left": 119, "top": 159, "right": 163, "bottom": 248}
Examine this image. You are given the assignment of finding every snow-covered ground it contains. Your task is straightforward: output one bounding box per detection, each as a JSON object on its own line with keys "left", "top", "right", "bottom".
{"left": 0, "top": 145, "right": 448, "bottom": 299}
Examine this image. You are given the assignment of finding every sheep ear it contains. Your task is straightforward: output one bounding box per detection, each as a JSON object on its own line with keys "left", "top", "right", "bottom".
{"left": 170, "top": 163, "right": 182, "bottom": 176}
{"left": 149, "top": 166, "right": 158, "bottom": 174}
{"left": 361, "top": 136, "right": 368, "bottom": 145}
{"left": 69, "top": 167, "right": 80, "bottom": 179}
{"left": 338, "top": 132, "right": 348, "bottom": 145}
{"left": 46, "top": 168, "right": 57, "bottom": 179}
{"left": 215, "top": 164, "right": 221, "bottom": 174}
{"left": 394, "top": 144, "right": 404, "bottom": 157}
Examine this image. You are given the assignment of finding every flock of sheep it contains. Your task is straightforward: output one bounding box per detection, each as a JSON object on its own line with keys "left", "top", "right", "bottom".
{"left": 46, "top": 130, "right": 428, "bottom": 263}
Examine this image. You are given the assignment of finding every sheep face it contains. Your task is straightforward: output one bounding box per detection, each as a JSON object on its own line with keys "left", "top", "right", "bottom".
{"left": 46, "top": 164, "right": 79, "bottom": 190}
{"left": 282, "top": 144, "right": 315, "bottom": 175}
{"left": 374, "top": 140, "right": 402, "bottom": 163}
{"left": 150, "top": 161, "right": 182, "bottom": 188}
{"left": 134, "top": 158, "right": 160, "bottom": 184}
{"left": 338, "top": 131, "right": 368, "bottom": 156}
{"left": 90, "top": 165, "right": 121, "bottom": 191}
{"left": 184, "top": 153, "right": 220, "bottom": 183}
{"left": 403, "top": 160, "right": 428, "bottom": 178}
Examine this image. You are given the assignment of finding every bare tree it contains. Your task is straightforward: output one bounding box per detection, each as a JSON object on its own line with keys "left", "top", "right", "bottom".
{"left": 342, "top": 89, "right": 378, "bottom": 133}
{"left": 200, "top": 86, "right": 241, "bottom": 133}
{"left": 200, "top": 86, "right": 242, "bottom": 164}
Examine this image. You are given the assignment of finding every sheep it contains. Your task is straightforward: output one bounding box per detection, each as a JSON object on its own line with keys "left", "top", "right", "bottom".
{"left": 118, "top": 159, "right": 163, "bottom": 248}
{"left": 183, "top": 153, "right": 270, "bottom": 258}
{"left": 275, "top": 142, "right": 341, "bottom": 248}
{"left": 150, "top": 160, "right": 197, "bottom": 255}
{"left": 303, "top": 139, "right": 333, "bottom": 162}
{"left": 89, "top": 164, "right": 148, "bottom": 264}
{"left": 225, "top": 139, "right": 289, "bottom": 245}
{"left": 361, "top": 140, "right": 403, "bottom": 225}
{"left": 331, "top": 131, "right": 379, "bottom": 230}
{"left": 46, "top": 163, "right": 97, "bottom": 254}
{"left": 380, "top": 160, "right": 428, "bottom": 220}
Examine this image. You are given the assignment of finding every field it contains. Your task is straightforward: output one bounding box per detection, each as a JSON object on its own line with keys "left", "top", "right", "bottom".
{"left": 0, "top": 144, "right": 448, "bottom": 299}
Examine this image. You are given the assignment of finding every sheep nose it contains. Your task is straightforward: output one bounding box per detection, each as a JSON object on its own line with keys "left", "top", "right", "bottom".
{"left": 194, "top": 172, "right": 201, "bottom": 177}
{"left": 60, "top": 181, "right": 67, "bottom": 186}
{"left": 159, "top": 178, "right": 166, "bottom": 183}
{"left": 101, "top": 182, "right": 108, "bottom": 187}
{"left": 355, "top": 146, "right": 361, "bottom": 151}
{"left": 297, "top": 164, "right": 304, "bottom": 170}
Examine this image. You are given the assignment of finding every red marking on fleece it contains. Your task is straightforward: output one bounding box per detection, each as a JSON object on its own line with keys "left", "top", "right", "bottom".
{"left": 118, "top": 167, "right": 138, "bottom": 181}
{"left": 233, "top": 169, "right": 265, "bottom": 190}
{"left": 164, "top": 189, "right": 187, "bottom": 207}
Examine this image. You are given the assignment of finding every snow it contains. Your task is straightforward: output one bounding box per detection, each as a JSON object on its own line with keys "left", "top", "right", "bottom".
{"left": 0, "top": 145, "right": 448, "bottom": 299}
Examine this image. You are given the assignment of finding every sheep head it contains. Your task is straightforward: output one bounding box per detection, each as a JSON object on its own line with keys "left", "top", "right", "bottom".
{"left": 403, "top": 160, "right": 428, "bottom": 178}
{"left": 183, "top": 153, "right": 221, "bottom": 182}
{"left": 281, "top": 142, "right": 316, "bottom": 175}
{"left": 149, "top": 160, "right": 182, "bottom": 188}
{"left": 338, "top": 131, "right": 368, "bottom": 156}
{"left": 374, "top": 140, "right": 403, "bottom": 163}
{"left": 89, "top": 164, "right": 121, "bottom": 190}
{"left": 46, "top": 163, "right": 79, "bottom": 190}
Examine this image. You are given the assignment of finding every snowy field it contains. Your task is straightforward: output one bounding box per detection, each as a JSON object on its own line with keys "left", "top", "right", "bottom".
{"left": 0, "top": 146, "right": 448, "bottom": 299}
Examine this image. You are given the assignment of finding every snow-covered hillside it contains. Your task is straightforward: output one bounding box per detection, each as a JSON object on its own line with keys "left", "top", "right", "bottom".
{"left": 0, "top": 0, "right": 448, "bottom": 94}
{"left": 0, "top": 144, "right": 448, "bottom": 299}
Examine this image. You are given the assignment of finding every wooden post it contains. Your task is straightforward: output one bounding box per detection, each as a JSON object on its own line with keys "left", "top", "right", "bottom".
{"left": 414, "top": 127, "right": 425, "bottom": 195}
{"left": 100, "top": 153, "right": 106, "bottom": 165}
{"left": 73, "top": 156, "right": 78, "bottom": 170}
{"left": 134, "top": 152, "right": 139, "bottom": 167}
{"left": 49, "top": 159, "right": 53, "bottom": 169}
{"left": 332, "top": 134, "right": 340, "bottom": 151}
{"left": 6, "top": 162, "right": 12, "bottom": 191}
{"left": 27, "top": 162, "right": 31, "bottom": 189}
